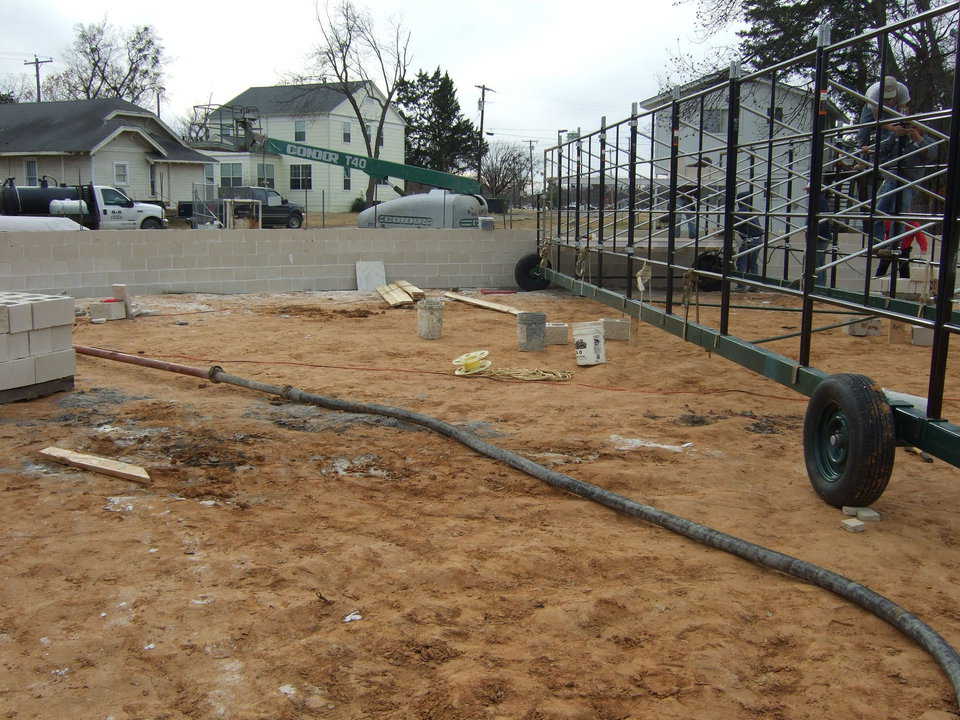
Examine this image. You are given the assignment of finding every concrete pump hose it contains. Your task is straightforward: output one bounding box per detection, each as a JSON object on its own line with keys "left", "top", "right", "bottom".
{"left": 72, "top": 346, "right": 960, "bottom": 707}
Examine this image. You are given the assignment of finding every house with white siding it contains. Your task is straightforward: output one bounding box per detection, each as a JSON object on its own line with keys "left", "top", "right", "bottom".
{"left": 198, "top": 81, "right": 406, "bottom": 213}
{"left": 0, "top": 98, "right": 214, "bottom": 208}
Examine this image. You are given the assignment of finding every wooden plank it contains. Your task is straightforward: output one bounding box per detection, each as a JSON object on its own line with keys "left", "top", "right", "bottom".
{"left": 443, "top": 291, "right": 521, "bottom": 315}
{"left": 39, "top": 447, "right": 151, "bottom": 485}
{"left": 377, "top": 283, "right": 414, "bottom": 307}
{"left": 394, "top": 280, "right": 425, "bottom": 300}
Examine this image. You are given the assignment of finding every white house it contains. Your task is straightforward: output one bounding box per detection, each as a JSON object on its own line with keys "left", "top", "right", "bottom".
{"left": 0, "top": 98, "right": 215, "bottom": 208}
{"left": 196, "top": 81, "right": 406, "bottom": 213}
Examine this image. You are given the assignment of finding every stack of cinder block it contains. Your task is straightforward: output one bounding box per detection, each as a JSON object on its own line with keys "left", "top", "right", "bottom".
{"left": 0, "top": 292, "right": 75, "bottom": 402}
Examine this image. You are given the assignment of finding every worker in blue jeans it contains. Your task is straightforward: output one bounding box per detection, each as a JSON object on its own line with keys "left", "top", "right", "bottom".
{"left": 734, "top": 192, "right": 762, "bottom": 291}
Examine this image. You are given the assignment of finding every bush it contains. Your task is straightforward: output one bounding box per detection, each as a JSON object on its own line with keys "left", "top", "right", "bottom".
{"left": 350, "top": 197, "right": 367, "bottom": 213}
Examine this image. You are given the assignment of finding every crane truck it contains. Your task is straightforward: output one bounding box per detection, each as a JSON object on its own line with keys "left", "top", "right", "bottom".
{"left": 262, "top": 138, "right": 491, "bottom": 230}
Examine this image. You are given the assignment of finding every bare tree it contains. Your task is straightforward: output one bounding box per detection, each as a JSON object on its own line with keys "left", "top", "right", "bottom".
{"left": 0, "top": 74, "right": 34, "bottom": 103}
{"left": 480, "top": 142, "right": 529, "bottom": 201}
{"left": 312, "top": 1, "right": 411, "bottom": 205}
{"left": 45, "top": 20, "right": 165, "bottom": 106}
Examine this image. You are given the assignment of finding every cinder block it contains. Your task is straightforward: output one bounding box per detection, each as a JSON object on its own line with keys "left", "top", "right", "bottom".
{"left": 602, "top": 317, "right": 630, "bottom": 341}
{"left": 89, "top": 301, "right": 126, "bottom": 321}
{"left": 841, "top": 518, "right": 866, "bottom": 533}
{"left": 34, "top": 349, "right": 75, "bottom": 383}
{"left": 847, "top": 317, "right": 882, "bottom": 337}
{"left": 28, "top": 325, "right": 72, "bottom": 355}
{"left": 0, "top": 299, "right": 32, "bottom": 334}
{"left": 30, "top": 297, "right": 75, "bottom": 329}
{"left": 856, "top": 508, "right": 881, "bottom": 522}
{"left": 841, "top": 506, "right": 861, "bottom": 516}
{"left": 0, "top": 357, "right": 36, "bottom": 390}
{"left": 912, "top": 326, "right": 934, "bottom": 347}
{"left": 0, "top": 331, "right": 30, "bottom": 362}
{"left": 545, "top": 322, "right": 569, "bottom": 345}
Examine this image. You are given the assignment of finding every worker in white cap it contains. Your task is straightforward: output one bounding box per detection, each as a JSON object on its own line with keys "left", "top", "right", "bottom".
{"left": 858, "top": 75, "right": 913, "bottom": 149}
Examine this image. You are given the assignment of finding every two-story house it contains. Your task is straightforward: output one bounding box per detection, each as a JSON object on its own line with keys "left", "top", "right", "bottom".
{"left": 0, "top": 98, "right": 215, "bottom": 208}
{"left": 197, "top": 81, "right": 406, "bottom": 214}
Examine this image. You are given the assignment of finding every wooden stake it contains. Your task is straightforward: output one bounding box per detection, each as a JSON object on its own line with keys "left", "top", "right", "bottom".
{"left": 443, "top": 291, "right": 521, "bottom": 315}
{"left": 39, "top": 447, "right": 150, "bottom": 485}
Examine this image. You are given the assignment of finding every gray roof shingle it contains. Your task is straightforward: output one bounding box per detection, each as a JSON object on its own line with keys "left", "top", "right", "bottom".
{"left": 0, "top": 98, "right": 214, "bottom": 162}
{"left": 222, "top": 82, "right": 366, "bottom": 116}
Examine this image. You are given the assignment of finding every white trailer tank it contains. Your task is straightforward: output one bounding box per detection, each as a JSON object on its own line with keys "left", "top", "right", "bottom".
{"left": 357, "top": 189, "right": 492, "bottom": 229}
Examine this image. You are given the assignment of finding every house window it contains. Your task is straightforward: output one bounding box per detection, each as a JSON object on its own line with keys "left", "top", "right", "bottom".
{"left": 24, "top": 159, "right": 38, "bottom": 186}
{"left": 149, "top": 164, "right": 157, "bottom": 196}
{"left": 702, "top": 109, "right": 725, "bottom": 133}
{"left": 204, "top": 164, "right": 216, "bottom": 185}
{"left": 290, "top": 164, "right": 312, "bottom": 190}
{"left": 294, "top": 120, "right": 306, "bottom": 142}
{"left": 257, "top": 163, "right": 275, "bottom": 188}
{"left": 367, "top": 124, "right": 383, "bottom": 148}
{"left": 114, "top": 162, "right": 129, "bottom": 186}
{"left": 343, "top": 121, "right": 351, "bottom": 143}
{"left": 343, "top": 166, "right": 351, "bottom": 191}
{"left": 220, "top": 162, "right": 243, "bottom": 187}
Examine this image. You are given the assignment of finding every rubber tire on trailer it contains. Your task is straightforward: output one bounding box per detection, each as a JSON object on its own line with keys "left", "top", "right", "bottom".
{"left": 803, "top": 373, "right": 896, "bottom": 508}
{"left": 287, "top": 213, "right": 303, "bottom": 229}
{"left": 694, "top": 250, "right": 723, "bottom": 291}
{"left": 141, "top": 217, "right": 163, "bottom": 229}
{"left": 514, "top": 252, "right": 550, "bottom": 291}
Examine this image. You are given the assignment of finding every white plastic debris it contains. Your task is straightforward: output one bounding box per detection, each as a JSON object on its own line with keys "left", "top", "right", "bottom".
{"left": 343, "top": 611, "right": 363, "bottom": 623}
{"left": 143, "top": 643, "right": 155, "bottom": 650}
{"left": 609, "top": 434, "right": 692, "bottom": 453}
{"left": 279, "top": 684, "right": 297, "bottom": 697}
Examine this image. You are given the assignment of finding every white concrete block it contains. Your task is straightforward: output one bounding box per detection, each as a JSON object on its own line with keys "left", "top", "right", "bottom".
{"left": 602, "top": 317, "right": 630, "bottom": 341}
{"left": 49, "top": 324, "right": 73, "bottom": 352}
{"left": 841, "top": 518, "right": 866, "bottom": 533}
{"left": 0, "top": 331, "right": 30, "bottom": 362}
{"left": 545, "top": 322, "right": 569, "bottom": 345}
{"left": 355, "top": 261, "right": 386, "bottom": 291}
{"left": 847, "top": 318, "right": 882, "bottom": 337}
{"left": 28, "top": 328, "right": 53, "bottom": 356}
{"left": 34, "top": 349, "right": 75, "bottom": 383}
{"left": 89, "top": 301, "right": 126, "bottom": 321}
{"left": 30, "top": 296, "right": 74, "bottom": 329}
{"left": 0, "top": 357, "right": 36, "bottom": 390}
{"left": 841, "top": 506, "right": 861, "bottom": 516}
{"left": 0, "top": 299, "right": 33, "bottom": 334}
{"left": 912, "top": 326, "right": 934, "bottom": 347}
{"left": 856, "top": 508, "right": 881, "bottom": 522}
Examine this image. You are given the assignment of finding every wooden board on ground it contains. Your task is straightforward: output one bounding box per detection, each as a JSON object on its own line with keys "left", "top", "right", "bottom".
{"left": 443, "top": 291, "right": 521, "bottom": 316}
{"left": 356, "top": 261, "right": 387, "bottom": 292}
{"left": 394, "top": 280, "right": 425, "bottom": 300}
{"left": 377, "top": 283, "right": 414, "bottom": 307}
{"left": 39, "top": 446, "right": 151, "bottom": 485}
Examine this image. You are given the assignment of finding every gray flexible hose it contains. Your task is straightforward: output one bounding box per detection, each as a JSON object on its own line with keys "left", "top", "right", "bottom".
{"left": 209, "top": 368, "right": 960, "bottom": 708}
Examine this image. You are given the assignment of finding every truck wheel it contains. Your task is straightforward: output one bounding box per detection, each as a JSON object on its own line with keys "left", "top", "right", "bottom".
{"left": 287, "top": 213, "right": 303, "bottom": 229}
{"left": 803, "top": 373, "right": 895, "bottom": 507}
{"left": 141, "top": 217, "right": 163, "bottom": 230}
{"left": 515, "top": 253, "right": 550, "bottom": 291}
{"left": 694, "top": 251, "right": 723, "bottom": 291}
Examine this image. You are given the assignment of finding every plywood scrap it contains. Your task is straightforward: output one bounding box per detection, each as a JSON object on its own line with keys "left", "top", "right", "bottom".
{"left": 39, "top": 446, "right": 150, "bottom": 485}
{"left": 394, "top": 280, "right": 425, "bottom": 300}
{"left": 443, "top": 291, "right": 520, "bottom": 316}
{"left": 377, "top": 283, "right": 414, "bottom": 307}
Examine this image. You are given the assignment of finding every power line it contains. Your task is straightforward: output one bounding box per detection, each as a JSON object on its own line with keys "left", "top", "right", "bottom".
{"left": 475, "top": 84, "right": 496, "bottom": 178}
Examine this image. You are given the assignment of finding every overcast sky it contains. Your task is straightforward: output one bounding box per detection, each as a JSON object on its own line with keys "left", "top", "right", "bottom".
{"left": 0, "top": 0, "right": 735, "bottom": 150}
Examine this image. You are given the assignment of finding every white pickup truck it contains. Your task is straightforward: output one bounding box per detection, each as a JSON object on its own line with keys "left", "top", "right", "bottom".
{"left": 0, "top": 180, "right": 167, "bottom": 230}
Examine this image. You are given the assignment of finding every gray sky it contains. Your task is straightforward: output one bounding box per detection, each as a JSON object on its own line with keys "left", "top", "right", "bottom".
{"left": 0, "top": 0, "right": 733, "bottom": 150}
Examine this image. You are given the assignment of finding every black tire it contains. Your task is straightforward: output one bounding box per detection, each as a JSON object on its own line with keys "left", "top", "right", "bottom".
{"left": 515, "top": 252, "right": 550, "bottom": 291}
{"left": 694, "top": 251, "right": 723, "bottom": 291}
{"left": 803, "top": 373, "right": 895, "bottom": 507}
{"left": 287, "top": 213, "right": 303, "bottom": 229}
{"left": 141, "top": 217, "right": 163, "bottom": 230}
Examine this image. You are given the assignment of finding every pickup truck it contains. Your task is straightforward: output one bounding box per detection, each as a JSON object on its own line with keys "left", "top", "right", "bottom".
{"left": 219, "top": 186, "right": 305, "bottom": 229}
{"left": 0, "top": 180, "right": 167, "bottom": 230}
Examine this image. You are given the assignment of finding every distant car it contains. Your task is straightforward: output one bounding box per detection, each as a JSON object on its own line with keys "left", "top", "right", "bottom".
{"left": 0, "top": 216, "right": 87, "bottom": 231}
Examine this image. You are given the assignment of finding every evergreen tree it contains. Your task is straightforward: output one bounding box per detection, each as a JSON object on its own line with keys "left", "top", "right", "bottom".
{"left": 396, "top": 68, "right": 482, "bottom": 173}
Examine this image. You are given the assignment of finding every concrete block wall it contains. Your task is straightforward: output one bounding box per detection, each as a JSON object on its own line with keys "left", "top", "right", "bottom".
{"left": 0, "top": 228, "right": 538, "bottom": 299}
{"left": 0, "top": 291, "right": 74, "bottom": 391}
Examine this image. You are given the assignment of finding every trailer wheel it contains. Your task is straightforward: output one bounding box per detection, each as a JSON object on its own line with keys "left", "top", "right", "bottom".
{"left": 694, "top": 250, "right": 723, "bottom": 291}
{"left": 515, "top": 253, "right": 550, "bottom": 291}
{"left": 803, "top": 373, "right": 895, "bottom": 508}
{"left": 287, "top": 213, "right": 303, "bottom": 229}
{"left": 141, "top": 217, "right": 163, "bottom": 230}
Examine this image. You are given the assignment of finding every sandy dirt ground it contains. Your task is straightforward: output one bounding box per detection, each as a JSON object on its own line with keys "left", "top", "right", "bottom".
{"left": 1, "top": 287, "right": 959, "bottom": 720}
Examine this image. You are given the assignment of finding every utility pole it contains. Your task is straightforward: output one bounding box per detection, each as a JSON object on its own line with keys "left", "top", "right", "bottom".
{"left": 475, "top": 84, "right": 496, "bottom": 180}
{"left": 523, "top": 139, "right": 538, "bottom": 203}
{"left": 24, "top": 54, "right": 53, "bottom": 102}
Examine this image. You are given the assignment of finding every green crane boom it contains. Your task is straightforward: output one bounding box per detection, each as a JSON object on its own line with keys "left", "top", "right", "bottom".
{"left": 264, "top": 138, "right": 482, "bottom": 196}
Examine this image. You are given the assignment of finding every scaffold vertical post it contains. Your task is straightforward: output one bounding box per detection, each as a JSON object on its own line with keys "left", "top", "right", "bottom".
{"left": 720, "top": 62, "right": 742, "bottom": 336}
{"left": 666, "top": 89, "right": 681, "bottom": 315}
{"left": 598, "top": 116, "right": 607, "bottom": 289}
{"left": 627, "top": 102, "right": 638, "bottom": 299}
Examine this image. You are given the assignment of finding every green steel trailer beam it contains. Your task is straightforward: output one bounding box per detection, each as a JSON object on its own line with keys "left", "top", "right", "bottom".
{"left": 264, "top": 138, "right": 482, "bottom": 196}
{"left": 544, "top": 267, "right": 960, "bottom": 470}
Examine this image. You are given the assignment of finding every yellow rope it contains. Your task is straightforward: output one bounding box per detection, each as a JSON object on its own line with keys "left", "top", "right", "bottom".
{"left": 455, "top": 367, "right": 573, "bottom": 382}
